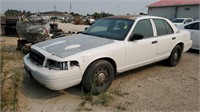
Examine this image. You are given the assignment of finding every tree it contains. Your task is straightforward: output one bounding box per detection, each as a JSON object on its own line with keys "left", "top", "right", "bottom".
{"left": 26, "top": 11, "right": 32, "bottom": 16}
{"left": 93, "top": 12, "right": 101, "bottom": 19}
{"left": 92, "top": 12, "right": 114, "bottom": 19}
{"left": 4, "top": 9, "right": 21, "bottom": 17}
{"left": 4, "top": 9, "right": 32, "bottom": 17}
{"left": 70, "top": 12, "right": 75, "bottom": 16}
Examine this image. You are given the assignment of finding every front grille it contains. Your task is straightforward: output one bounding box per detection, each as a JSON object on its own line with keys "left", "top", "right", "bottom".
{"left": 29, "top": 49, "right": 45, "bottom": 65}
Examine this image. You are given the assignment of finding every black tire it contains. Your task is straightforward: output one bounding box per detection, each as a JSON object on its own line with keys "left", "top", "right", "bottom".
{"left": 166, "top": 45, "right": 182, "bottom": 67}
{"left": 82, "top": 60, "right": 114, "bottom": 94}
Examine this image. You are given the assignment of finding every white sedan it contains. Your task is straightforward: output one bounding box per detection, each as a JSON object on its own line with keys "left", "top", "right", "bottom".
{"left": 177, "top": 20, "right": 200, "bottom": 50}
{"left": 172, "top": 18, "right": 193, "bottom": 26}
{"left": 24, "top": 15, "right": 192, "bottom": 94}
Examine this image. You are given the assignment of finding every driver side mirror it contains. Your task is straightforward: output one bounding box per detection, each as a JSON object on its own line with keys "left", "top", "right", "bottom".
{"left": 129, "top": 33, "right": 144, "bottom": 41}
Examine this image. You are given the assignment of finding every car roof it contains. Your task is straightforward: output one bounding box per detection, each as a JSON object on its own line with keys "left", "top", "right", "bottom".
{"left": 174, "top": 18, "right": 193, "bottom": 20}
{"left": 106, "top": 15, "right": 140, "bottom": 20}
{"left": 177, "top": 20, "right": 200, "bottom": 28}
{"left": 185, "top": 20, "right": 200, "bottom": 24}
{"left": 106, "top": 15, "right": 167, "bottom": 20}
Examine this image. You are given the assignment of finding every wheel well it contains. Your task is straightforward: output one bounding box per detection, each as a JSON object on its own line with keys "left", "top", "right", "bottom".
{"left": 88, "top": 58, "right": 117, "bottom": 75}
{"left": 177, "top": 42, "right": 184, "bottom": 52}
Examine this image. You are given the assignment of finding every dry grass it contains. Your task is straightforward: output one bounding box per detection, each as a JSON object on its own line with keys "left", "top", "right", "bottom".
{"left": 0, "top": 36, "right": 24, "bottom": 111}
{"left": 77, "top": 91, "right": 115, "bottom": 111}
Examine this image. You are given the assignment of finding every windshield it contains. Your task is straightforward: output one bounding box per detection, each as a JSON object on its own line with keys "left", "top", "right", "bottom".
{"left": 83, "top": 18, "right": 134, "bottom": 40}
{"left": 172, "top": 19, "right": 184, "bottom": 23}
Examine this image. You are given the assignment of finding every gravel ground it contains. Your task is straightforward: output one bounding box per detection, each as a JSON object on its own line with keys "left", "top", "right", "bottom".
{"left": 1, "top": 34, "right": 199, "bottom": 112}
{"left": 18, "top": 50, "right": 199, "bottom": 112}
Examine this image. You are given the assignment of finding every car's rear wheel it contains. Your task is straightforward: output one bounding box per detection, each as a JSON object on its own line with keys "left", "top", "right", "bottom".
{"left": 82, "top": 60, "right": 114, "bottom": 94}
{"left": 166, "top": 45, "right": 182, "bottom": 67}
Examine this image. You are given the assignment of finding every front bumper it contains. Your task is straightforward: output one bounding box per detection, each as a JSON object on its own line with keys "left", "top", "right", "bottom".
{"left": 24, "top": 54, "right": 84, "bottom": 90}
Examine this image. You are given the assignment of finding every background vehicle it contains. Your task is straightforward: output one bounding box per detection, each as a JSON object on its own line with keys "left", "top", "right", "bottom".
{"left": 24, "top": 15, "right": 192, "bottom": 94}
{"left": 172, "top": 18, "right": 193, "bottom": 26}
{"left": 177, "top": 20, "right": 200, "bottom": 50}
{"left": 16, "top": 14, "right": 64, "bottom": 53}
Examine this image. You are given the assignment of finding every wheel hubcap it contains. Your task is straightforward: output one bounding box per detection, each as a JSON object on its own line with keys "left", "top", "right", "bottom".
{"left": 98, "top": 73, "right": 106, "bottom": 84}
{"left": 94, "top": 68, "right": 109, "bottom": 86}
{"left": 174, "top": 51, "right": 179, "bottom": 60}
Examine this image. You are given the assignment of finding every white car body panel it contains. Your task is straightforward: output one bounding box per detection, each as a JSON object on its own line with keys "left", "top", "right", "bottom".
{"left": 124, "top": 38, "right": 157, "bottom": 71}
{"left": 24, "top": 54, "right": 84, "bottom": 90}
{"left": 190, "top": 30, "right": 200, "bottom": 50}
{"left": 24, "top": 15, "right": 192, "bottom": 90}
{"left": 177, "top": 20, "right": 200, "bottom": 50}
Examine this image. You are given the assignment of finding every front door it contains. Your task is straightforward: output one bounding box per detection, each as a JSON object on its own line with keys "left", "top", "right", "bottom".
{"left": 124, "top": 19, "right": 157, "bottom": 71}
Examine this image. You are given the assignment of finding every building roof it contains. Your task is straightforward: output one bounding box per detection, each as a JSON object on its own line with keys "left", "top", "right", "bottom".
{"left": 147, "top": 0, "right": 200, "bottom": 7}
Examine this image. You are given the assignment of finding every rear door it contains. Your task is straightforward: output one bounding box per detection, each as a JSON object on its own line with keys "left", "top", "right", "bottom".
{"left": 152, "top": 19, "right": 177, "bottom": 61}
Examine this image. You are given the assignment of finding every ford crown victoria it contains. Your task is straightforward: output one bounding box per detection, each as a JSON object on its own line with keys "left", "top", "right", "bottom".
{"left": 24, "top": 15, "right": 192, "bottom": 94}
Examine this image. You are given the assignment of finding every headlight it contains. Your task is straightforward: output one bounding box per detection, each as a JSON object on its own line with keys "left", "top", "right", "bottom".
{"left": 46, "top": 59, "right": 67, "bottom": 70}
{"left": 45, "top": 59, "right": 79, "bottom": 70}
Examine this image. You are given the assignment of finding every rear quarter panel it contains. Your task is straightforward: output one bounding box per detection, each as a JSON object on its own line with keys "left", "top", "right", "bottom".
{"left": 175, "top": 30, "right": 192, "bottom": 52}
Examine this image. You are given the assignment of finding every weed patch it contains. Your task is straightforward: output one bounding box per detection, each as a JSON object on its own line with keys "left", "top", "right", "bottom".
{"left": 0, "top": 38, "right": 24, "bottom": 111}
{"left": 77, "top": 91, "right": 114, "bottom": 111}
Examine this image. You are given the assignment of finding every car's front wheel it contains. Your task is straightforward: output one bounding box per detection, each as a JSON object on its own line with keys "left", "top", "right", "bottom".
{"left": 82, "top": 60, "right": 114, "bottom": 94}
{"left": 166, "top": 45, "right": 182, "bottom": 67}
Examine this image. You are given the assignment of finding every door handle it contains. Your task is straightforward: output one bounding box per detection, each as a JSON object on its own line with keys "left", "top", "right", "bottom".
{"left": 172, "top": 37, "right": 176, "bottom": 40}
{"left": 152, "top": 41, "right": 157, "bottom": 44}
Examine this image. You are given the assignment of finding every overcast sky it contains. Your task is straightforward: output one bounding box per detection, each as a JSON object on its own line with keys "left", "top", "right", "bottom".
{"left": 1, "top": 0, "right": 159, "bottom": 15}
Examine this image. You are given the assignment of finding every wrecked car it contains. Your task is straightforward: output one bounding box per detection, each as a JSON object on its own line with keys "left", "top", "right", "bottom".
{"left": 16, "top": 14, "right": 63, "bottom": 53}
{"left": 24, "top": 15, "right": 192, "bottom": 94}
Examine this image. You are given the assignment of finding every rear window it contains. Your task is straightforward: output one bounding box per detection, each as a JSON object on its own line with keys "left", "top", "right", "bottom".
{"left": 163, "top": 20, "right": 174, "bottom": 34}
{"left": 172, "top": 19, "right": 184, "bottom": 23}
{"left": 153, "top": 19, "right": 174, "bottom": 36}
{"left": 153, "top": 19, "right": 167, "bottom": 36}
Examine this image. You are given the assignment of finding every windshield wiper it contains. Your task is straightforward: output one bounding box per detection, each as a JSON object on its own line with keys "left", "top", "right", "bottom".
{"left": 81, "top": 32, "right": 92, "bottom": 36}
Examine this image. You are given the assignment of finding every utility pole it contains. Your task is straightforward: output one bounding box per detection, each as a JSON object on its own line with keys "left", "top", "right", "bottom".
{"left": 70, "top": 2, "right": 72, "bottom": 13}
{"left": 54, "top": 5, "right": 56, "bottom": 11}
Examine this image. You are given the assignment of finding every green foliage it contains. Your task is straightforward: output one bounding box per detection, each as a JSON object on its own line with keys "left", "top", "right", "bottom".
{"left": 91, "top": 92, "right": 113, "bottom": 107}
{"left": 93, "top": 12, "right": 114, "bottom": 19}
{"left": 70, "top": 11, "right": 114, "bottom": 19}
{"left": 4, "top": 9, "right": 21, "bottom": 17}
{"left": 4, "top": 9, "right": 32, "bottom": 17}
{"left": 70, "top": 12, "right": 81, "bottom": 16}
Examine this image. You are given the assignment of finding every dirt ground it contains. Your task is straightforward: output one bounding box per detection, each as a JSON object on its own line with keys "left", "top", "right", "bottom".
{"left": 0, "top": 36, "right": 199, "bottom": 112}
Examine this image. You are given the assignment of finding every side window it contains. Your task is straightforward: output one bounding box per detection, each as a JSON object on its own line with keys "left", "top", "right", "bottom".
{"left": 184, "top": 20, "right": 188, "bottom": 24}
{"left": 188, "top": 19, "right": 192, "bottom": 23}
{"left": 163, "top": 20, "right": 174, "bottom": 34}
{"left": 185, "top": 22, "right": 199, "bottom": 30}
{"left": 153, "top": 19, "right": 168, "bottom": 36}
{"left": 132, "top": 19, "right": 153, "bottom": 38}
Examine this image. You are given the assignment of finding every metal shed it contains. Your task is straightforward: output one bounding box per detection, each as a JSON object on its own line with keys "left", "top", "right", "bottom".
{"left": 147, "top": 0, "right": 200, "bottom": 20}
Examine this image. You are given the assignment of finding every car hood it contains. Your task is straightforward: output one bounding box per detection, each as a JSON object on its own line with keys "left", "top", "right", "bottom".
{"left": 35, "top": 34, "right": 115, "bottom": 58}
